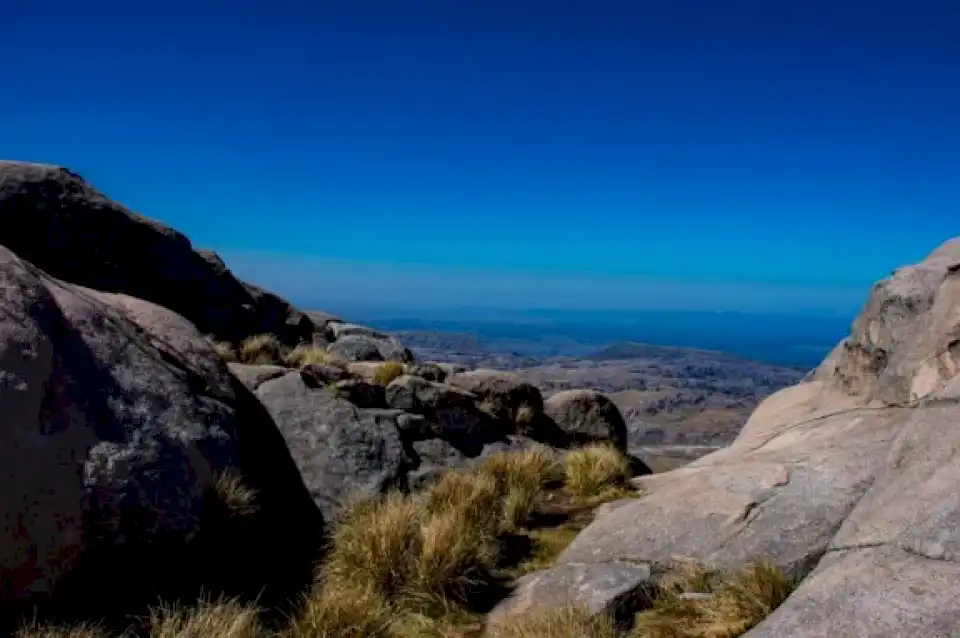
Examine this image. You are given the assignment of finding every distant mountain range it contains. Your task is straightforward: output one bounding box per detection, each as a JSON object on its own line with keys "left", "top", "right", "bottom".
{"left": 349, "top": 309, "right": 848, "bottom": 368}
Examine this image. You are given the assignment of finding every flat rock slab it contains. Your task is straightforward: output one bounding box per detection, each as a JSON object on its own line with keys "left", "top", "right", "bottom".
{"left": 486, "top": 561, "right": 653, "bottom": 632}
{"left": 745, "top": 545, "right": 960, "bottom": 637}
{"left": 561, "top": 405, "right": 906, "bottom": 576}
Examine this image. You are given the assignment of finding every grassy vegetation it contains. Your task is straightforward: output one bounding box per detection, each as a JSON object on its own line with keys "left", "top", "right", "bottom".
{"left": 372, "top": 361, "right": 406, "bottom": 386}
{"left": 283, "top": 345, "right": 347, "bottom": 369}
{"left": 562, "top": 443, "right": 634, "bottom": 504}
{"left": 238, "top": 334, "right": 284, "bottom": 366}
{"left": 211, "top": 471, "right": 259, "bottom": 518}
{"left": 15, "top": 444, "right": 792, "bottom": 638}
{"left": 632, "top": 560, "right": 794, "bottom": 638}
{"left": 489, "top": 606, "right": 620, "bottom": 638}
{"left": 147, "top": 600, "right": 261, "bottom": 638}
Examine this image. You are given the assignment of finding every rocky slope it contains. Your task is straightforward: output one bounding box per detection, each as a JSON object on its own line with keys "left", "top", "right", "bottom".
{"left": 0, "top": 161, "right": 640, "bottom": 628}
{"left": 489, "top": 237, "right": 960, "bottom": 636}
{"left": 395, "top": 332, "right": 805, "bottom": 468}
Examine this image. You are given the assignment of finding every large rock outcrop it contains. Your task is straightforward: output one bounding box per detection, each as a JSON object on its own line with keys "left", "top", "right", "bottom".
{"left": 0, "top": 161, "right": 411, "bottom": 364}
{"left": 0, "top": 246, "right": 323, "bottom": 627}
{"left": 0, "top": 162, "right": 312, "bottom": 347}
{"left": 489, "top": 238, "right": 960, "bottom": 636}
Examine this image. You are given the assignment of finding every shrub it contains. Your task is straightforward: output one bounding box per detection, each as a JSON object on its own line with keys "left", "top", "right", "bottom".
{"left": 238, "top": 334, "right": 284, "bottom": 365}
{"left": 147, "top": 599, "right": 261, "bottom": 638}
{"left": 562, "top": 443, "right": 632, "bottom": 503}
{"left": 488, "top": 605, "right": 619, "bottom": 638}
{"left": 372, "top": 361, "right": 406, "bottom": 386}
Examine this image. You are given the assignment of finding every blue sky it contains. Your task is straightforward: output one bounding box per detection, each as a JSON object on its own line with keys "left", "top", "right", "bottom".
{"left": 2, "top": 0, "right": 958, "bottom": 315}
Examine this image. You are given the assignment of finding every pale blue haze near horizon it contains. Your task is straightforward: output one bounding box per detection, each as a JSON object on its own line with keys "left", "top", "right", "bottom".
{"left": 2, "top": 0, "right": 958, "bottom": 316}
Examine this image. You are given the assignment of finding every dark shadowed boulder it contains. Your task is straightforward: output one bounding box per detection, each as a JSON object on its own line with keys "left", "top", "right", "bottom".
{"left": 332, "top": 378, "right": 387, "bottom": 409}
{"left": 543, "top": 389, "right": 629, "bottom": 452}
{"left": 448, "top": 369, "right": 544, "bottom": 423}
{"left": 300, "top": 362, "right": 350, "bottom": 386}
{"left": 254, "top": 371, "right": 410, "bottom": 521}
{"left": 0, "top": 246, "right": 322, "bottom": 627}
{"left": 0, "top": 161, "right": 314, "bottom": 347}
{"left": 385, "top": 374, "right": 489, "bottom": 438}
{"left": 406, "top": 362, "right": 447, "bottom": 383}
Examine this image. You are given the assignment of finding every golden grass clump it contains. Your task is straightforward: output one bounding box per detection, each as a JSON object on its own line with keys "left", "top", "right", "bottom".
{"left": 632, "top": 560, "right": 794, "bottom": 638}
{"left": 488, "top": 605, "right": 620, "bottom": 638}
{"left": 212, "top": 471, "right": 259, "bottom": 518}
{"left": 562, "top": 443, "right": 632, "bottom": 503}
{"left": 287, "top": 584, "right": 395, "bottom": 638}
{"left": 478, "top": 447, "right": 561, "bottom": 532}
{"left": 372, "top": 361, "right": 407, "bottom": 385}
{"left": 283, "top": 345, "right": 347, "bottom": 369}
{"left": 147, "top": 599, "right": 261, "bottom": 638}
{"left": 15, "top": 625, "right": 107, "bottom": 638}
{"left": 319, "top": 493, "right": 423, "bottom": 599}
{"left": 238, "top": 334, "right": 284, "bottom": 365}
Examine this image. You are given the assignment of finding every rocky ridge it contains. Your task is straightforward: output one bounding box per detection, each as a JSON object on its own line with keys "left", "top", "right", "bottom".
{"left": 0, "top": 161, "right": 642, "bottom": 625}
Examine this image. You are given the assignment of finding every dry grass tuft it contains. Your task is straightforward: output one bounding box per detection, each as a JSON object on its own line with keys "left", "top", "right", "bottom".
{"left": 147, "top": 599, "right": 261, "bottom": 638}
{"left": 478, "top": 447, "right": 561, "bottom": 532}
{"left": 18, "top": 444, "right": 651, "bottom": 638}
{"left": 15, "top": 625, "right": 107, "bottom": 638}
{"left": 632, "top": 560, "right": 794, "bottom": 638}
{"left": 562, "top": 443, "right": 632, "bottom": 503}
{"left": 283, "top": 345, "right": 346, "bottom": 369}
{"left": 373, "top": 361, "right": 407, "bottom": 386}
{"left": 212, "top": 471, "right": 259, "bottom": 518}
{"left": 213, "top": 341, "right": 238, "bottom": 362}
{"left": 507, "top": 524, "right": 583, "bottom": 577}
{"left": 489, "top": 605, "right": 620, "bottom": 638}
{"left": 287, "top": 584, "right": 395, "bottom": 638}
{"left": 238, "top": 334, "right": 284, "bottom": 366}
{"left": 320, "top": 493, "right": 424, "bottom": 599}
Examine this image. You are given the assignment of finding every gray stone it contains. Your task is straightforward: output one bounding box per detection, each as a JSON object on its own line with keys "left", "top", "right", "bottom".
{"left": 486, "top": 562, "right": 653, "bottom": 631}
{"left": 332, "top": 378, "right": 387, "bottom": 409}
{"left": 385, "top": 375, "right": 487, "bottom": 438}
{"left": 255, "top": 372, "right": 409, "bottom": 521}
{"left": 406, "top": 362, "right": 447, "bottom": 383}
{"left": 0, "top": 161, "right": 316, "bottom": 346}
{"left": 227, "top": 363, "right": 288, "bottom": 391}
{"left": 543, "top": 389, "right": 629, "bottom": 452}
{"left": 0, "top": 247, "right": 322, "bottom": 614}
{"left": 448, "top": 369, "right": 544, "bottom": 423}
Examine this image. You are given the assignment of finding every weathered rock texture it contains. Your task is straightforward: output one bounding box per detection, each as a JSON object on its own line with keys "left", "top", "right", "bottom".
{"left": 0, "top": 160, "right": 648, "bottom": 628}
{"left": 0, "top": 246, "right": 323, "bottom": 628}
{"left": 489, "top": 237, "right": 960, "bottom": 636}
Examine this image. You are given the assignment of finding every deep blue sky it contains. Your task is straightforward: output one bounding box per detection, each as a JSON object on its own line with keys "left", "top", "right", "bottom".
{"left": 3, "top": 0, "right": 958, "bottom": 315}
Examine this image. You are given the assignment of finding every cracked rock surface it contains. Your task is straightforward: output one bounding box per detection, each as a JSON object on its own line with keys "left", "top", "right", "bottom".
{"left": 489, "top": 237, "right": 960, "bottom": 636}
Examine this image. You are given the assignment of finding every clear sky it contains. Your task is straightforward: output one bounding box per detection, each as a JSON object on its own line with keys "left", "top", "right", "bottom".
{"left": 2, "top": 0, "right": 958, "bottom": 315}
